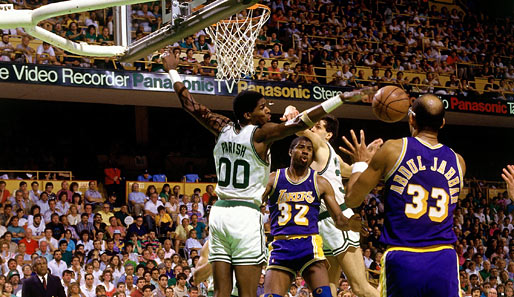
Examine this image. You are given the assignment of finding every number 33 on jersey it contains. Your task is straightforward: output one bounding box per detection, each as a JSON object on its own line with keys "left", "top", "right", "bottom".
{"left": 382, "top": 137, "right": 463, "bottom": 247}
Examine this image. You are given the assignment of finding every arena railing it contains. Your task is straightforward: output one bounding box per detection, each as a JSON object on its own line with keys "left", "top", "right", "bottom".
{"left": 0, "top": 170, "right": 73, "bottom": 180}
{"left": 124, "top": 180, "right": 217, "bottom": 204}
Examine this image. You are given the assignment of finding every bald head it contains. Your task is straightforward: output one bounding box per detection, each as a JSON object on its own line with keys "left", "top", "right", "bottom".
{"left": 411, "top": 94, "right": 445, "bottom": 132}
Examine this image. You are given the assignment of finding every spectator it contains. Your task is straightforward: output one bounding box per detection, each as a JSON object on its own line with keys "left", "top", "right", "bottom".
{"left": 36, "top": 42, "right": 60, "bottom": 65}
{"left": 66, "top": 22, "right": 84, "bottom": 42}
{"left": 15, "top": 36, "right": 35, "bottom": 63}
{"left": 268, "top": 44, "right": 283, "bottom": 59}
{"left": 0, "top": 34, "right": 14, "bottom": 62}
{"left": 268, "top": 60, "right": 281, "bottom": 81}
{"left": 84, "top": 180, "right": 103, "bottom": 208}
{"left": 144, "top": 192, "right": 163, "bottom": 232}
{"left": 174, "top": 217, "right": 192, "bottom": 253}
{"left": 198, "top": 53, "right": 216, "bottom": 77}
{"left": 134, "top": 4, "right": 156, "bottom": 33}
{"left": 181, "top": 49, "right": 198, "bottom": 75}
{"left": 104, "top": 160, "right": 122, "bottom": 198}
{"left": 179, "top": 36, "right": 197, "bottom": 50}
{"left": 97, "top": 27, "right": 113, "bottom": 45}
{"left": 254, "top": 59, "right": 269, "bottom": 80}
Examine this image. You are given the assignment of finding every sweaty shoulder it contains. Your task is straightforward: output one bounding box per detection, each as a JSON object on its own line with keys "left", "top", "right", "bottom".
{"left": 370, "top": 138, "right": 404, "bottom": 178}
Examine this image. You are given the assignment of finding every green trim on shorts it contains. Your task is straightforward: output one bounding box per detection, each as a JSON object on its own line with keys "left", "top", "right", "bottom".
{"left": 208, "top": 292, "right": 238, "bottom": 297}
{"left": 318, "top": 203, "right": 348, "bottom": 220}
{"left": 214, "top": 199, "right": 260, "bottom": 211}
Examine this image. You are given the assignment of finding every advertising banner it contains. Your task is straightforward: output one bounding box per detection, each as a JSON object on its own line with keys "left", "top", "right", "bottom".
{"left": 1, "top": 63, "right": 513, "bottom": 116}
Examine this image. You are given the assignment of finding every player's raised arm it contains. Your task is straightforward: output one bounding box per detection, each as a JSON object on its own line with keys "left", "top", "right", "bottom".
{"left": 162, "top": 50, "right": 230, "bottom": 137}
{"left": 340, "top": 130, "right": 397, "bottom": 208}
{"left": 502, "top": 165, "right": 514, "bottom": 200}
{"left": 316, "top": 175, "right": 360, "bottom": 232}
{"left": 254, "top": 87, "right": 377, "bottom": 145}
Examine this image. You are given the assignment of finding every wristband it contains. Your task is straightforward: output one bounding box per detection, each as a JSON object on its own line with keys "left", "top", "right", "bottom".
{"left": 352, "top": 162, "right": 368, "bottom": 174}
{"left": 168, "top": 69, "right": 182, "bottom": 85}
{"left": 300, "top": 112, "right": 315, "bottom": 127}
{"left": 321, "top": 95, "right": 343, "bottom": 113}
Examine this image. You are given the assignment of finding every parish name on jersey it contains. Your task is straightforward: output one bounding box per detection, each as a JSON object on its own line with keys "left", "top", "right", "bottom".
{"left": 220, "top": 142, "right": 247, "bottom": 157}
{"left": 277, "top": 189, "right": 315, "bottom": 204}
{"left": 390, "top": 156, "right": 460, "bottom": 202}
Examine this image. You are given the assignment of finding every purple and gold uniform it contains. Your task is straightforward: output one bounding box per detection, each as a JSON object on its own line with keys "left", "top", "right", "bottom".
{"left": 267, "top": 168, "right": 324, "bottom": 276}
{"left": 380, "top": 137, "right": 463, "bottom": 297}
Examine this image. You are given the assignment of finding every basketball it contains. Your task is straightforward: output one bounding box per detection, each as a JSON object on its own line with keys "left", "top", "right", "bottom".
{"left": 372, "top": 86, "right": 410, "bottom": 123}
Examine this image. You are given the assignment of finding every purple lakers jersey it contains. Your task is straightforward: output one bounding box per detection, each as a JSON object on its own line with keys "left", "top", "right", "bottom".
{"left": 381, "top": 137, "right": 463, "bottom": 247}
{"left": 268, "top": 168, "right": 321, "bottom": 236}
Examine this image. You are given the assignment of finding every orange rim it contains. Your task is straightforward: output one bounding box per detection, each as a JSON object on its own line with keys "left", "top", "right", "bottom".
{"left": 210, "top": 4, "right": 270, "bottom": 26}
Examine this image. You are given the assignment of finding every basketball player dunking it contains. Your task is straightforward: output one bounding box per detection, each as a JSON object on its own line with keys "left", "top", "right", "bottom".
{"left": 341, "top": 94, "right": 466, "bottom": 297}
{"left": 162, "top": 50, "right": 375, "bottom": 297}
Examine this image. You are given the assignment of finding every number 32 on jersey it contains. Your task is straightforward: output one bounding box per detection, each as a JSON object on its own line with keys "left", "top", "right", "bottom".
{"left": 278, "top": 203, "right": 309, "bottom": 226}
{"left": 405, "top": 184, "right": 449, "bottom": 222}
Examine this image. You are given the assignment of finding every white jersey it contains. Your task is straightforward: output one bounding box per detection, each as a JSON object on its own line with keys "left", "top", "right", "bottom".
{"left": 213, "top": 123, "right": 270, "bottom": 205}
{"left": 318, "top": 142, "right": 346, "bottom": 212}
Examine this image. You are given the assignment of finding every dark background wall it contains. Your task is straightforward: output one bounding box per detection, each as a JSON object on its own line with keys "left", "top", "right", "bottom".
{"left": 0, "top": 99, "right": 512, "bottom": 181}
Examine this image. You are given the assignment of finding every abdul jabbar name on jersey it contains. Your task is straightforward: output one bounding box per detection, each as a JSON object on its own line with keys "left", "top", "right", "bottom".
{"left": 382, "top": 137, "right": 463, "bottom": 247}
{"left": 388, "top": 141, "right": 462, "bottom": 204}
{"left": 268, "top": 168, "right": 321, "bottom": 236}
{"left": 213, "top": 124, "right": 270, "bottom": 205}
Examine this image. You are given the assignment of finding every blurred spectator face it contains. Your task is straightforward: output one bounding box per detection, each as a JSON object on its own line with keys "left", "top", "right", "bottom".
{"left": 2, "top": 35, "right": 8, "bottom": 43}
{"left": 488, "top": 288, "right": 497, "bottom": 297}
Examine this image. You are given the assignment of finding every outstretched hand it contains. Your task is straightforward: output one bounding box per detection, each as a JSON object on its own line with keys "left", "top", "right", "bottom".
{"left": 340, "top": 86, "right": 378, "bottom": 103}
{"left": 502, "top": 165, "right": 514, "bottom": 200}
{"left": 280, "top": 105, "right": 299, "bottom": 121}
{"left": 161, "top": 48, "right": 179, "bottom": 72}
{"left": 347, "top": 214, "right": 363, "bottom": 233}
{"left": 359, "top": 219, "right": 371, "bottom": 237}
{"left": 339, "top": 129, "right": 380, "bottom": 163}
{"left": 367, "top": 138, "right": 384, "bottom": 156}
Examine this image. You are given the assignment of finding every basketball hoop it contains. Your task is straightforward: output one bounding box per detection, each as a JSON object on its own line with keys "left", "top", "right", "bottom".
{"left": 205, "top": 4, "right": 270, "bottom": 82}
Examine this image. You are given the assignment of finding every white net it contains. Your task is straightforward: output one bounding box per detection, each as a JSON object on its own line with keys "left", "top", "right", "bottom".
{"left": 205, "top": 4, "right": 270, "bottom": 82}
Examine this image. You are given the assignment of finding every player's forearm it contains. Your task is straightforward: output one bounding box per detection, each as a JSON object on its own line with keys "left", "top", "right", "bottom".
{"left": 345, "top": 172, "right": 365, "bottom": 208}
{"left": 170, "top": 79, "right": 229, "bottom": 135}
{"left": 332, "top": 212, "right": 350, "bottom": 231}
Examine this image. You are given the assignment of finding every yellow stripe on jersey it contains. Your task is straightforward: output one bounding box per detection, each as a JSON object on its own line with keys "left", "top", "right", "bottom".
{"left": 299, "top": 235, "right": 325, "bottom": 275}
{"left": 415, "top": 136, "right": 443, "bottom": 149}
{"left": 313, "top": 171, "right": 321, "bottom": 201}
{"left": 284, "top": 168, "right": 311, "bottom": 185}
{"left": 312, "top": 234, "right": 324, "bottom": 259}
{"left": 452, "top": 150, "right": 464, "bottom": 192}
{"left": 380, "top": 250, "right": 389, "bottom": 297}
{"left": 386, "top": 244, "right": 454, "bottom": 253}
{"left": 269, "top": 169, "right": 281, "bottom": 198}
{"left": 456, "top": 252, "right": 463, "bottom": 297}
{"left": 385, "top": 138, "right": 407, "bottom": 181}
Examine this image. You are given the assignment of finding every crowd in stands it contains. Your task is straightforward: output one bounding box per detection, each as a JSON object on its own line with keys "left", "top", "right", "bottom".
{"left": 1, "top": 0, "right": 513, "bottom": 98}
{"left": 1, "top": 0, "right": 514, "bottom": 296}
{"left": 0, "top": 170, "right": 512, "bottom": 297}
